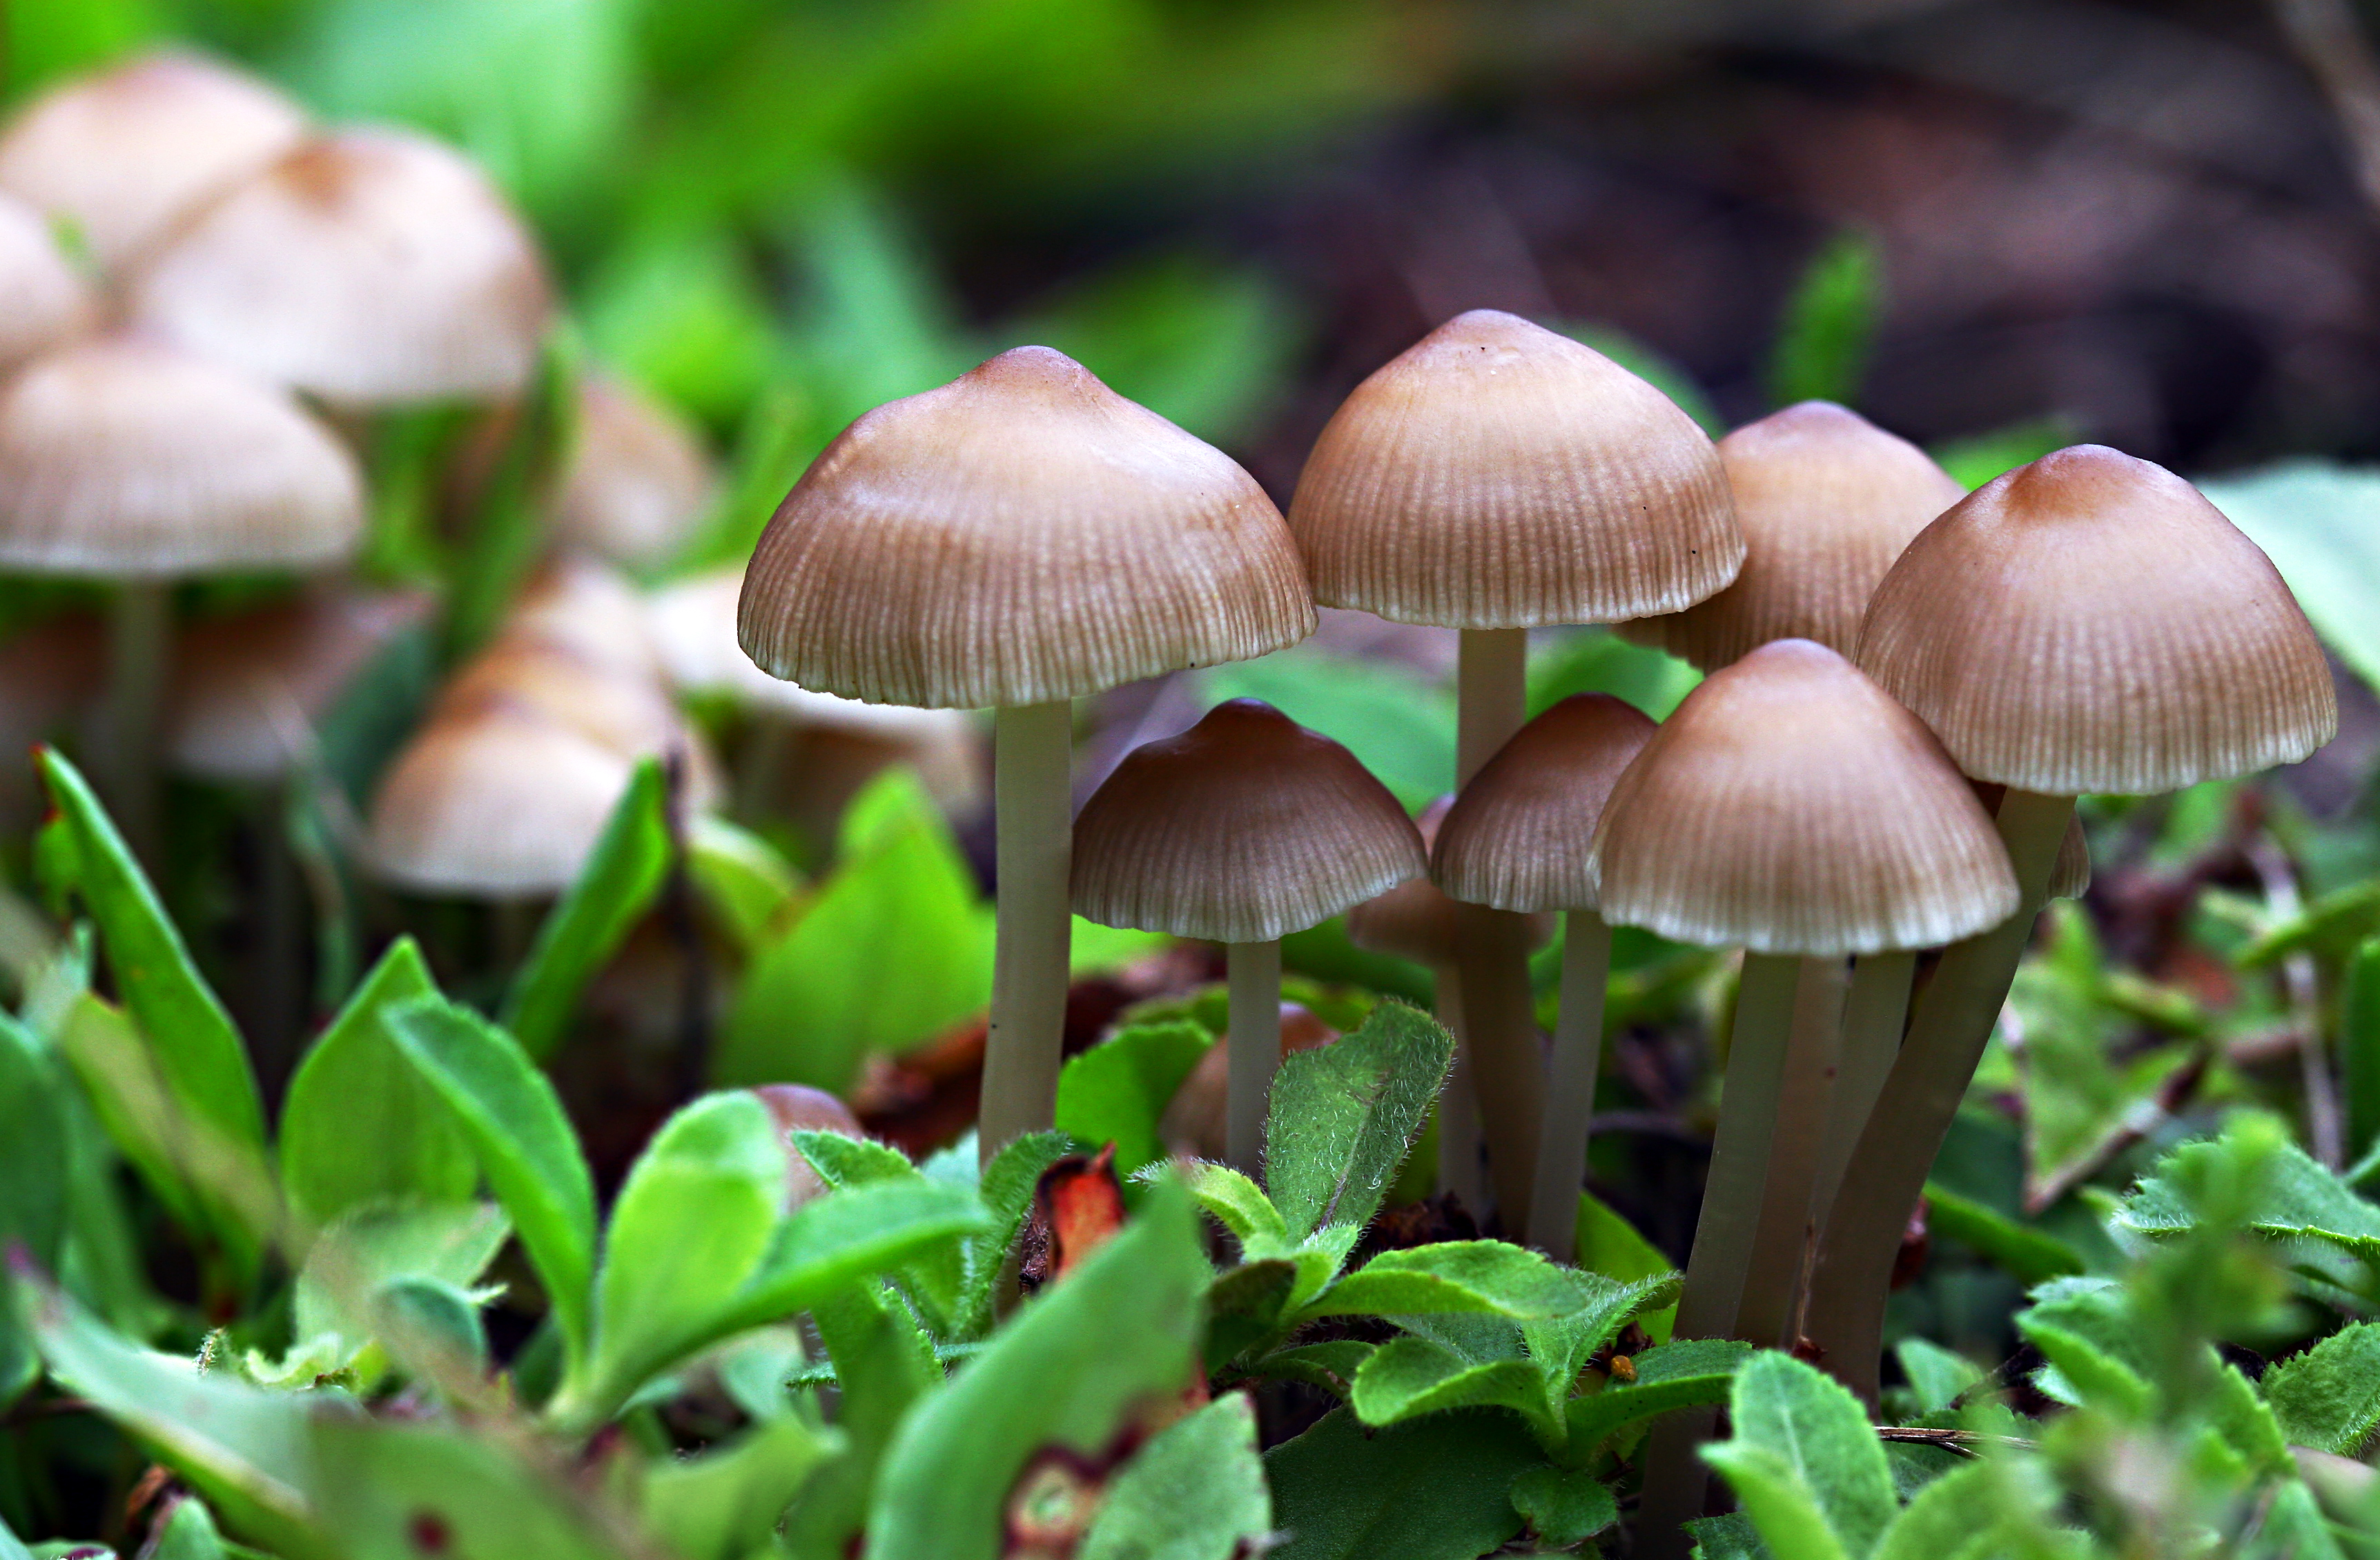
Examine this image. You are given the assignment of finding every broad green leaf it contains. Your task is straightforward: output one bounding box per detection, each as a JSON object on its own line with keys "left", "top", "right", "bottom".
{"left": 1262, "top": 1407, "right": 1539, "bottom": 1560}
{"left": 1703, "top": 1354, "right": 1895, "bottom": 1560}
{"left": 387, "top": 998, "right": 596, "bottom": 1370}
{"left": 1921, "top": 1182, "right": 2085, "bottom": 1285}
{"left": 2264, "top": 1323, "right": 2380, "bottom": 1454}
{"left": 1872, "top": 1461, "right": 2024, "bottom": 1560}
{"left": 1202, "top": 651, "right": 1453, "bottom": 811}
{"left": 1181, "top": 1162, "right": 1289, "bottom": 1254}
{"left": 1686, "top": 1512, "right": 1768, "bottom": 1560}
{"left": 585, "top": 229, "right": 778, "bottom": 433}
{"left": 1266, "top": 1001, "right": 1453, "bottom": 1241}
{"left": 718, "top": 777, "right": 993, "bottom": 1093}
{"left": 720, "top": 1178, "right": 989, "bottom": 1342}
{"left": 865, "top": 1178, "right": 1207, "bottom": 1560}
{"left": 582, "top": 1093, "right": 785, "bottom": 1416}
{"left": 1349, "top": 1338, "right": 1552, "bottom": 1441}
{"left": 2015, "top": 1278, "right": 2149, "bottom": 1415}
{"left": 1574, "top": 1190, "right": 1678, "bottom": 1344}
{"left": 795, "top": 1131, "right": 915, "bottom": 1189}
{"left": 2244, "top": 1479, "right": 2350, "bottom": 1560}
{"left": 502, "top": 759, "right": 672, "bottom": 1061}
{"left": 1893, "top": 1340, "right": 1984, "bottom": 1416}
{"left": 280, "top": 939, "right": 474, "bottom": 1235}
{"left": 955, "top": 1130, "right": 1071, "bottom": 1340}
{"left": 286, "top": 1201, "right": 509, "bottom": 1364}
{"left": 2207, "top": 1358, "right": 2291, "bottom": 1477}
{"left": 1766, "top": 230, "right": 1881, "bottom": 407}
{"left": 783, "top": 1284, "right": 939, "bottom": 1560}
{"left": 640, "top": 1414, "right": 842, "bottom": 1560}
{"left": 1055, "top": 1022, "right": 1213, "bottom": 1176}
{"left": 148, "top": 1496, "right": 226, "bottom": 1560}
{"left": 2113, "top": 1135, "right": 2380, "bottom": 1265}
{"left": 306, "top": 1414, "right": 625, "bottom": 1560}
{"left": 1071, "top": 918, "right": 1171, "bottom": 977}
{"left": 687, "top": 815, "right": 801, "bottom": 951}
{"left": 38, "top": 752, "right": 265, "bottom": 1254}
{"left": 1519, "top": 1272, "right": 1681, "bottom": 1407}
{"left": 2198, "top": 462, "right": 2380, "bottom": 691}
{"left": 1563, "top": 1338, "right": 1750, "bottom": 1458}
{"left": 1077, "top": 1392, "right": 1270, "bottom": 1560}
{"left": 0, "top": 1017, "right": 66, "bottom": 1399}
{"left": 1508, "top": 1463, "right": 1618, "bottom": 1548}
{"left": 1300, "top": 1242, "right": 1597, "bottom": 1320}
{"left": 791, "top": 1132, "right": 973, "bottom": 1336}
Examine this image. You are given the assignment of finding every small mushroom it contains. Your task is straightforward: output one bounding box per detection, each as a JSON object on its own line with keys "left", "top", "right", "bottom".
{"left": 166, "top": 587, "right": 429, "bottom": 783}
{"left": 1071, "top": 699, "right": 1424, "bottom": 1173}
{"left": 0, "top": 192, "right": 94, "bottom": 374}
{"left": 551, "top": 376, "right": 715, "bottom": 569}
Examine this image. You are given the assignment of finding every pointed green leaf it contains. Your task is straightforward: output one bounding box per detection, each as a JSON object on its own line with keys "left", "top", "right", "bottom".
{"left": 956, "top": 1131, "right": 1072, "bottom": 1340}
{"left": 2265, "top": 1323, "right": 2380, "bottom": 1455}
{"left": 1349, "top": 1337, "right": 1553, "bottom": 1441}
{"left": 1871, "top": 1461, "right": 2013, "bottom": 1560}
{"left": 783, "top": 1284, "right": 938, "bottom": 1560}
{"left": 640, "top": 1414, "right": 843, "bottom": 1560}
{"left": 722, "top": 1178, "right": 988, "bottom": 1340}
{"left": 2016, "top": 1278, "right": 2151, "bottom": 1414}
{"left": 1574, "top": 1190, "right": 1677, "bottom": 1345}
{"left": 1300, "top": 1242, "right": 1597, "bottom": 1320}
{"left": 1703, "top": 1354, "right": 1895, "bottom": 1560}
{"left": 1563, "top": 1338, "right": 1750, "bottom": 1459}
{"left": 2115, "top": 1130, "right": 2380, "bottom": 1264}
{"left": 0, "top": 1016, "right": 67, "bottom": 1400}
{"left": 1892, "top": 1340, "right": 1984, "bottom": 1417}
{"left": 148, "top": 1495, "right": 226, "bottom": 1560}
{"left": 1262, "top": 1407, "right": 1538, "bottom": 1560}
{"left": 1056, "top": 1022, "right": 1213, "bottom": 1177}
{"left": 306, "top": 1414, "right": 624, "bottom": 1560}
{"left": 687, "top": 814, "right": 800, "bottom": 953}
{"left": 1078, "top": 1393, "right": 1270, "bottom": 1560}
{"left": 501, "top": 759, "right": 672, "bottom": 1061}
{"left": 288, "top": 1201, "right": 509, "bottom": 1362}
{"left": 1509, "top": 1463, "right": 1617, "bottom": 1548}
{"left": 1265, "top": 1001, "right": 1452, "bottom": 1240}
{"left": 1181, "top": 1162, "right": 1289, "bottom": 1255}
{"left": 1920, "top": 1182, "right": 2085, "bottom": 1285}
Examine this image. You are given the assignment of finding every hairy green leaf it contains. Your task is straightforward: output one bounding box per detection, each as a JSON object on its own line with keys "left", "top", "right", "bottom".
{"left": 2265, "top": 1323, "right": 2380, "bottom": 1455}
{"left": 1265, "top": 1001, "right": 1453, "bottom": 1240}
{"left": 1262, "top": 1407, "right": 1539, "bottom": 1560}
{"left": 1508, "top": 1463, "right": 1617, "bottom": 1548}
{"left": 1078, "top": 1392, "right": 1270, "bottom": 1560}
{"left": 1056, "top": 1022, "right": 1212, "bottom": 1176}
{"left": 1574, "top": 1189, "right": 1678, "bottom": 1344}
{"left": 784, "top": 1284, "right": 937, "bottom": 1560}
{"left": 1301, "top": 1242, "right": 1597, "bottom": 1321}
{"left": 1702, "top": 1354, "right": 1893, "bottom": 1560}
{"left": 1563, "top": 1338, "right": 1750, "bottom": 1458}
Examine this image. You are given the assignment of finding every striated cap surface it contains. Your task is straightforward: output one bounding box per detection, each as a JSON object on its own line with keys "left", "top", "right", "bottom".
{"left": 740, "top": 346, "right": 1314, "bottom": 709}
{"left": 1286, "top": 309, "right": 1740, "bottom": 629}
{"left": 1619, "top": 402, "right": 1962, "bottom": 670}
{"left": 0, "top": 338, "right": 364, "bottom": 578}
{"left": 1857, "top": 445, "right": 2336, "bottom": 796}
{"left": 1072, "top": 699, "right": 1424, "bottom": 943}
{"left": 0, "top": 51, "right": 305, "bottom": 275}
{"left": 1590, "top": 638, "right": 2019, "bottom": 955}
{"left": 1434, "top": 693, "right": 1657, "bottom": 912}
{"left": 130, "top": 129, "right": 551, "bottom": 404}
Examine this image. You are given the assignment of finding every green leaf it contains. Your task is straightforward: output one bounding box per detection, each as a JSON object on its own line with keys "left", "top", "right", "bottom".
{"left": 2245, "top": 1479, "right": 2350, "bottom": 1560}
{"left": 387, "top": 997, "right": 596, "bottom": 1371}
{"left": 1563, "top": 1338, "right": 1750, "bottom": 1459}
{"left": 790, "top": 1132, "right": 977, "bottom": 1336}
{"left": 306, "top": 1414, "right": 625, "bottom": 1560}
{"left": 1508, "top": 1463, "right": 1618, "bottom": 1548}
{"left": 2014, "top": 1278, "right": 2149, "bottom": 1415}
{"left": 1927, "top": 419, "right": 2073, "bottom": 491}
{"left": 2345, "top": 936, "right": 2380, "bottom": 1167}
{"left": 1262, "top": 1407, "right": 1540, "bottom": 1560}
{"left": 1077, "top": 1392, "right": 1271, "bottom": 1560}
{"left": 1266, "top": 1001, "right": 1453, "bottom": 1241}
{"left": 2113, "top": 1135, "right": 2380, "bottom": 1265}
{"left": 864, "top": 1177, "right": 1207, "bottom": 1560}
{"left": 501, "top": 759, "right": 672, "bottom": 1061}
{"left": 2197, "top": 462, "right": 2380, "bottom": 692}
{"left": 2264, "top": 1323, "right": 2380, "bottom": 1454}
{"left": 1520, "top": 1271, "right": 1681, "bottom": 1403}
{"left": 783, "top": 1284, "right": 938, "bottom": 1560}
{"left": 280, "top": 939, "right": 475, "bottom": 1235}
{"left": 1687, "top": 1512, "right": 1768, "bottom": 1560}
{"left": 286, "top": 1201, "right": 509, "bottom": 1363}
{"left": 0, "top": 1017, "right": 66, "bottom": 1399}
{"left": 722, "top": 1178, "right": 990, "bottom": 1341}
{"left": 2207, "top": 1358, "right": 2292, "bottom": 1477}
{"left": 687, "top": 815, "right": 801, "bottom": 952}
{"left": 37, "top": 750, "right": 264, "bottom": 1258}
{"left": 1767, "top": 230, "right": 1882, "bottom": 408}
{"left": 148, "top": 1495, "right": 226, "bottom": 1560}
{"left": 1871, "top": 1461, "right": 2025, "bottom": 1560}
{"left": 1892, "top": 1340, "right": 1984, "bottom": 1416}
{"left": 1181, "top": 1162, "right": 1290, "bottom": 1254}
{"left": 1702, "top": 1354, "right": 1895, "bottom": 1560}
{"left": 1921, "top": 1182, "right": 2086, "bottom": 1285}
{"left": 1245, "top": 1340, "right": 1374, "bottom": 1398}
{"left": 1056, "top": 1022, "right": 1213, "bottom": 1176}
{"left": 795, "top": 1131, "right": 915, "bottom": 1189}
{"left": 640, "top": 1414, "right": 843, "bottom": 1560}
{"left": 1202, "top": 651, "right": 1454, "bottom": 811}
{"left": 955, "top": 1131, "right": 1073, "bottom": 1340}
{"left": 583, "top": 1093, "right": 785, "bottom": 1416}
{"left": 1300, "top": 1242, "right": 1599, "bottom": 1321}
{"left": 1574, "top": 1190, "right": 1678, "bottom": 1344}
{"left": 719, "top": 772, "right": 993, "bottom": 1093}
{"left": 1349, "top": 1338, "right": 1552, "bottom": 1441}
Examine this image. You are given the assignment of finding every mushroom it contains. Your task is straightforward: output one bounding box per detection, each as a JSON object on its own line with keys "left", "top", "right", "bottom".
{"left": 1591, "top": 640, "right": 2020, "bottom": 1548}
{"left": 1432, "top": 693, "right": 1657, "bottom": 1257}
{"left": 0, "top": 193, "right": 93, "bottom": 375}
{"left": 1071, "top": 699, "right": 1425, "bottom": 1173}
{"left": 0, "top": 336, "right": 365, "bottom": 848}
{"left": 1287, "top": 308, "right": 1740, "bottom": 1220}
{"left": 550, "top": 376, "right": 715, "bottom": 569}
{"left": 737, "top": 346, "right": 1314, "bottom": 1160}
{"left": 0, "top": 50, "right": 306, "bottom": 277}
{"left": 1803, "top": 445, "right": 2336, "bottom": 1406}
{"left": 128, "top": 128, "right": 552, "bottom": 404}
{"left": 166, "top": 587, "right": 430, "bottom": 783}
{"left": 752, "top": 1083, "right": 866, "bottom": 1210}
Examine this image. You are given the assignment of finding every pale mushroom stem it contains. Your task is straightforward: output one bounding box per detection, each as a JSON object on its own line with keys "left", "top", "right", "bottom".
{"left": 100, "top": 579, "right": 172, "bottom": 860}
{"left": 1226, "top": 939, "right": 1282, "bottom": 1175}
{"left": 1453, "top": 624, "right": 1541, "bottom": 1221}
{"left": 1737, "top": 956, "right": 1850, "bottom": 1349}
{"left": 1432, "top": 962, "right": 1486, "bottom": 1208}
{"left": 1802, "top": 788, "right": 2073, "bottom": 1405}
{"left": 1526, "top": 909, "right": 1612, "bottom": 1260}
{"left": 1808, "top": 950, "right": 1918, "bottom": 1231}
{"left": 980, "top": 699, "right": 1075, "bottom": 1165}
{"left": 1634, "top": 951, "right": 1802, "bottom": 1556}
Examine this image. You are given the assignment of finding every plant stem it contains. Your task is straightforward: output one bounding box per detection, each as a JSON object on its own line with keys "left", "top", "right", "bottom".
{"left": 1633, "top": 951, "right": 1802, "bottom": 1556}
{"left": 1738, "top": 956, "right": 1849, "bottom": 1349}
{"left": 1433, "top": 962, "right": 1486, "bottom": 1209}
{"left": 1226, "top": 939, "right": 1282, "bottom": 1176}
{"left": 1809, "top": 951, "right": 1916, "bottom": 1231}
{"left": 1803, "top": 789, "right": 2073, "bottom": 1404}
{"left": 980, "top": 699, "right": 1074, "bottom": 1164}
{"left": 1528, "top": 910, "right": 1611, "bottom": 1260}
{"left": 1453, "top": 625, "right": 1540, "bottom": 1222}
{"left": 101, "top": 580, "right": 170, "bottom": 864}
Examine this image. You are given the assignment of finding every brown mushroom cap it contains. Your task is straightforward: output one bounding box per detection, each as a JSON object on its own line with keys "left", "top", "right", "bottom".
{"left": 166, "top": 588, "right": 429, "bottom": 781}
{"left": 1432, "top": 693, "right": 1658, "bottom": 913}
{"left": 1071, "top": 699, "right": 1426, "bottom": 944}
{"left": 1590, "top": 638, "right": 2020, "bottom": 955}
{"left": 1971, "top": 780, "right": 2092, "bottom": 901}
{"left": 753, "top": 1084, "right": 865, "bottom": 1209}
{"left": 1285, "top": 309, "right": 1741, "bottom": 629}
{"left": 739, "top": 345, "right": 1314, "bottom": 710}
{"left": 1857, "top": 445, "right": 2337, "bottom": 796}
{"left": 0, "top": 193, "right": 93, "bottom": 373}
{"left": 0, "top": 337, "right": 365, "bottom": 578}
{"left": 0, "top": 51, "right": 306, "bottom": 276}
{"left": 1618, "top": 402, "right": 1962, "bottom": 670}
{"left": 129, "top": 129, "right": 552, "bottom": 404}
{"left": 552, "top": 377, "right": 714, "bottom": 568}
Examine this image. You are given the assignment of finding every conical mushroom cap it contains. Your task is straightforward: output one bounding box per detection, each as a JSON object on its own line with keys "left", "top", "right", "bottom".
{"left": 1434, "top": 694, "right": 1657, "bottom": 912}
{"left": 1589, "top": 638, "right": 2019, "bottom": 955}
{"left": 552, "top": 377, "right": 714, "bottom": 567}
{"left": 740, "top": 345, "right": 1315, "bottom": 709}
{"left": 1971, "top": 781, "right": 2092, "bottom": 901}
{"left": 0, "top": 193, "right": 94, "bottom": 373}
{"left": 1286, "top": 309, "right": 1741, "bottom": 629}
{"left": 1857, "top": 445, "right": 2337, "bottom": 795}
{"left": 1350, "top": 795, "right": 1556, "bottom": 964}
{"left": 1072, "top": 699, "right": 1425, "bottom": 943}
{"left": 0, "top": 51, "right": 306, "bottom": 275}
{"left": 505, "top": 554, "right": 663, "bottom": 681}
{"left": 1618, "top": 402, "right": 1962, "bottom": 670}
{"left": 167, "top": 588, "right": 429, "bottom": 781}
{"left": 0, "top": 337, "right": 365, "bottom": 578}
{"left": 129, "top": 129, "right": 551, "bottom": 404}
{"left": 366, "top": 705, "right": 638, "bottom": 898}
